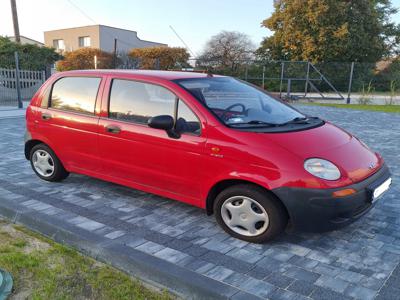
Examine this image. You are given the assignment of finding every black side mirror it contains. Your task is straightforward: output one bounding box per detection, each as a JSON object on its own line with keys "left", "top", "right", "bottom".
{"left": 148, "top": 115, "right": 180, "bottom": 139}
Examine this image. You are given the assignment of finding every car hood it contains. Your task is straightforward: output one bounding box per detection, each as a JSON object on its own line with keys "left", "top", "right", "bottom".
{"left": 259, "top": 122, "right": 382, "bottom": 183}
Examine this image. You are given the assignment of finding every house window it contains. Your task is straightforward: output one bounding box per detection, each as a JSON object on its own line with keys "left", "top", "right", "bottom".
{"left": 53, "top": 39, "right": 65, "bottom": 50}
{"left": 79, "top": 36, "right": 91, "bottom": 47}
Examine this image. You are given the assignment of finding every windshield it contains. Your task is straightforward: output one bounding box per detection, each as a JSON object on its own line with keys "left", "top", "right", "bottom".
{"left": 174, "top": 77, "right": 305, "bottom": 127}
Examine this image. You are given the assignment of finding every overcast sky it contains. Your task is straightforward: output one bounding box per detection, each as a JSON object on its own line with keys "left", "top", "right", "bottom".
{"left": 1, "top": 0, "right": 399, "bottom": 56}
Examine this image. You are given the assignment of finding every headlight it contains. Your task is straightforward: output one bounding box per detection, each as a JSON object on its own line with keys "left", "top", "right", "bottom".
{"left": 304, "top": 158, "right": 341, "bottom": 180}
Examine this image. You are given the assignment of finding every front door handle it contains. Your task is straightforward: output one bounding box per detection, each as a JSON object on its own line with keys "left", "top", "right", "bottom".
{"left": 41, "top": 113, "right": 52, "bottom": 120}
{"left": 105, "top": 125, "right": 121, "bottom": 134}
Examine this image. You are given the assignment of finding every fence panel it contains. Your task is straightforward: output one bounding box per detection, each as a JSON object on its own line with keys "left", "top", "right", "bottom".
{"left": 0, "top": 68, "right": 45, "bottom": 107}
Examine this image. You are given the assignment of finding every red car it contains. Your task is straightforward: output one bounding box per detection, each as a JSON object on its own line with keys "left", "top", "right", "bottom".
{"left": 25, "top": 70, "right": 392, "bottom": 243}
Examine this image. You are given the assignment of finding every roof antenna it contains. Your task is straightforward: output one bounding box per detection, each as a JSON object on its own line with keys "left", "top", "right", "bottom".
{"left": 169, "top": 25, "right": 197, "bottom": 59}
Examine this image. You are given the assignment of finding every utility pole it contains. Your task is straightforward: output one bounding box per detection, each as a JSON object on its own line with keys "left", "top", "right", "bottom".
{"left": 10, "top": 0, "right": 21, "bottom": 43}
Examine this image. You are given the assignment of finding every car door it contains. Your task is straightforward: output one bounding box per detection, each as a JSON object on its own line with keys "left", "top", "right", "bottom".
{"left": 98, "top": 77, "right": 206, "bottom": 204}
{"left": 36, "top": 75, "right": 103, "bottom": 173}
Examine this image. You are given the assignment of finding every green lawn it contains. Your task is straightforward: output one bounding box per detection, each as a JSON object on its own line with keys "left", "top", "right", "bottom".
{"left": 299, "top": 103, "right": 400, "bottom": 114}
{"left": 0, "top": 219, "right": 174, "bottom": 300}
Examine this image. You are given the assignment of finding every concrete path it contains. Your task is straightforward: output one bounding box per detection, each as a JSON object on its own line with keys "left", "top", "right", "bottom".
{"left": 0, "top": 105, "right": 399, "bottom": 299}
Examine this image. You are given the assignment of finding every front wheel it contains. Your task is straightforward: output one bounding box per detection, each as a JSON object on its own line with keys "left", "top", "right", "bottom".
{"left": 214, "top": 184, "right": 288, "bottom": 243}
{"left": 30, "top": 144, "right": 69, "bottom": 182}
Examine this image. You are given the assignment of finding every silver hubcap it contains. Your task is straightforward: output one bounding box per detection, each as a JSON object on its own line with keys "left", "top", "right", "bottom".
{"left": 221, "top": 196, "right": 269, "bottom": 237}
{"left": 32, "top": 150, "right": 54, "bottom": 177}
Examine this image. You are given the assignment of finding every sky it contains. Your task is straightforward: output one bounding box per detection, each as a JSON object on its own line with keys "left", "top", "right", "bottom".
{"left": 1, "top": 0, "right": 400, "bottom": 56}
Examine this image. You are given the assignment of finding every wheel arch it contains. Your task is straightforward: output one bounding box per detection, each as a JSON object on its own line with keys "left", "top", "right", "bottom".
{"left": 24, "top": 139, "right": 45, "bottom": 160}
{"left": 205, "top": 179, "right": 289, "bottom": 219}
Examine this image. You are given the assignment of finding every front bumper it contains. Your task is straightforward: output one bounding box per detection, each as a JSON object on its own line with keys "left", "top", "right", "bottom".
{"left": 273, "top": 164, "right": 392, "bottom": 232}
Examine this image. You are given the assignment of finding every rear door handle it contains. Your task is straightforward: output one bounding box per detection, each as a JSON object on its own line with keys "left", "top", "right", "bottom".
{"left": 41, "top": 113, "right": 52, "bottom": 120}
{"left": 105, "top": 125, "right": 121, "bottom": 134}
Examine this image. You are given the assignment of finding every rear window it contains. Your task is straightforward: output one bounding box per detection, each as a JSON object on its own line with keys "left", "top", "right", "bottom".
{"left": 50, "top": 77, "right": 101, "bottom": 115}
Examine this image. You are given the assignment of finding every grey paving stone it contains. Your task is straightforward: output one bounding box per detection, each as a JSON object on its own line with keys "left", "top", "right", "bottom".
{"left": 76, "top": 220, "right": 105, "bottom": 231}
{"left": 313, "top": 263, "right": 341, "bottom": 277}
{"left": 311, "top": 286, "right": 352, "bottom": 300}
{"left": 204, "top": 266, "right": 234, "bottom": 281}
{"left": 240, "top": 277, "right": 277, "bottom": 298}
{"left": 284, "top": 266, "right": 320, "bottom": 283}
{"left": 336, "top": 269, "right": 365, "bottom": 284}
{"left": 154, "top": 247, "right": 189, "bottom": 264}
{"left": 287, "top": 279, "right": 315, "bottom": 297}
{"left": 268, "top": 288, "right": 309, "bottom": 300}
{"left": 226, "top": 247, "right": 263, "bottom": 264}
{"left": 264, "top": 272, "right": 294, "bottom": 288}
{"left": 315, "top": 275, "right": 349, "bottom": 293}
{"left": 246, "top": 266, "right": 270, "bottom": 280}
{"left": 344, "top": 284, "right": 377, "bottom": 300}
{"left": 135, "top": 241, "right": 164, "bottom": 254}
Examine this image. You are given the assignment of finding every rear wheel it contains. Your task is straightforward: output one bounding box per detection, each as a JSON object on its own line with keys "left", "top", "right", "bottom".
{"left": 214, "top": 184, "right": 288, "bottom": 243}
{"left": 30, "top": 144, "right": 69, "bottom": 182}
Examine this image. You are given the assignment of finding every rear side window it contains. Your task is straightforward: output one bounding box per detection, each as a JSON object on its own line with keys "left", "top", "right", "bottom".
{"left": 50, "top": 77, "right": 101, "bottom": 115}
{"left": 109, "top": 79, "right": 175, "bottom": 124}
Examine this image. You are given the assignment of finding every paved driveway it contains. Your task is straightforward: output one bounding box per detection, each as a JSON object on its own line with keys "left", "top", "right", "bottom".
{"left": 0, "top": 105, "right": 399, "bottom": 299}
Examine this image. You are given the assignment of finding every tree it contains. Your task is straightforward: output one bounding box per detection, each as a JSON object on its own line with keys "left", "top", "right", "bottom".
{"left": 128, "top": 47, "right": 189, "bottom": 70}
{"left": 0, "top": 36, "right": 61, "bottom": 70}
{"left": 56, "top": 48, "right": 114, "bottom": 71}
{"left": 258, "top": 0, "right": 400, "bottom": 62}
{"left": 198, "top": 31, "right": 256, "bottom": 69}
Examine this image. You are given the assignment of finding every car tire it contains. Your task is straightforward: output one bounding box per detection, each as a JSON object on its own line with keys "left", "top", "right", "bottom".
{"left": 30, "top": 144, "right": 69, "bottom": 182}
{"left": 214, "top": 184, "right": 288, "bottom": 243}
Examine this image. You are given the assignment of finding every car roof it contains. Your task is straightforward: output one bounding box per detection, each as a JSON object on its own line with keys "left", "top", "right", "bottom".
{"left": 56, "top": 69, "right": 224, "bottom": 80}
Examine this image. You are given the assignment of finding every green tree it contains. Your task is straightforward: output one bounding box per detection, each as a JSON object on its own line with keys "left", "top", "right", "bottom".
{"left": 258, "top": 0, "right": 400, "bottom": 62}
{"left": 0, "top": 36, "right": 61, "bottom": 70}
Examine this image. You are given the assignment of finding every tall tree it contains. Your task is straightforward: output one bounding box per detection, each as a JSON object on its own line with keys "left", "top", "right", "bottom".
{"left": 258, "top": 0, "right": 400, "bottom": 62}
{"left": 199, "top": 31, "right": 256, "bottom": 69}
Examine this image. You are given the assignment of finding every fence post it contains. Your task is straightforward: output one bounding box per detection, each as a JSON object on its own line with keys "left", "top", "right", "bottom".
{"left": 304, "top": 61, "right": 310, "bottom": 97}
{"left": 41, "top": 71, "right": 46, "bottom": 84}
{"left": 287, "top": 78, "right": 292, "bottom": 99}
{"left": 14, "top": 51, "right": 22, "bottom": 109}
{"left": 279, "top": 61, "right": 285, "bottom": 98}
{"left": 262, "top": 65, "right": 266, "bottom": 89}
{"left": 347, "top": 62, "right": 355, "bottom": 104}
{"left": 94, "top": 55, "right": 97, "bottom": 69}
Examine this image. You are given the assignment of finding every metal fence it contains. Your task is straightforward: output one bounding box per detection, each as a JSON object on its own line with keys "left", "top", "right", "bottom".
{"left": 0, "top": 52, "right": 47, "bottom": 108}
{"left": 118, "top": 58, "right": 399, "bottom": 103}
{"left": 183, "top": 60, "right": 399, "bottom": 103}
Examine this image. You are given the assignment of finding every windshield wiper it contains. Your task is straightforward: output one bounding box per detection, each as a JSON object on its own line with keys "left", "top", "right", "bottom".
{"left": 228, "top": 120, "right": 279, "bottom": 127}
{"left": 278, "top": 116, "right": 318, "bottom": 126}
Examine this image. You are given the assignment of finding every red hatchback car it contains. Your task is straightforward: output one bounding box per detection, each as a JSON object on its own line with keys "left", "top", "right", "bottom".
{"left": 25, "top": 70, "right": 392, "bottom": 243}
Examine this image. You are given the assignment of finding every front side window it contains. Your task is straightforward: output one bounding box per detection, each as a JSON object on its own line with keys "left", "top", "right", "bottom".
{"left": 79, "top": 36, "right": 91, "bottom": 47}
{"left": 109, "top": 79, "right": 201, "bottom": 135}
{"left": 109, "top": 79, "right": 176, "bottom": 124}
{"left": 174, "top": 77, "right": 313, "bottom": 131}
{"left": 50, "top": 77, "right": 101, "bottom": 114}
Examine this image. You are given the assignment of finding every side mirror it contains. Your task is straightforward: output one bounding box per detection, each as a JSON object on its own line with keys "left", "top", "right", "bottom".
{"left": 148, "top": 115, "right": 174, "bottom": 130}
{"left": 148, "top": 115, "right": 180, "bottom": 139}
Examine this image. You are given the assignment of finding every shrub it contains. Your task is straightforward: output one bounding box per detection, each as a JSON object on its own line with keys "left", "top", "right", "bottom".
{"left": 128, "top": 47, "right": 189, "bottom": 70}
{"left": 56, "top": 48, "right": 114, "bottom": 71}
